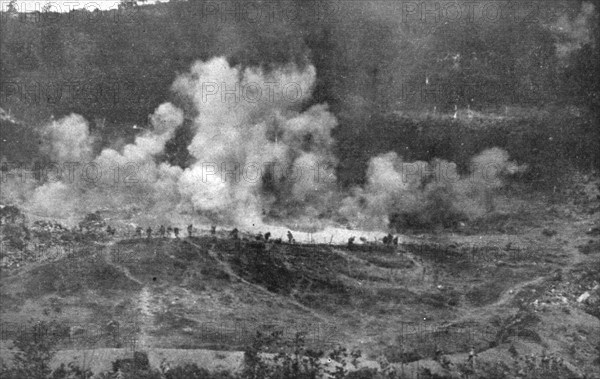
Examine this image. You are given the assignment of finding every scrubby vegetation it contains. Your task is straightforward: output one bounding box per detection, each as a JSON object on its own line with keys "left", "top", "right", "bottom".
{"left": 0, "top": 321, "right": 92, "bottom": 379}
{"left": 2, "top": 323, "right": 592, "bottom": 379}
{"left": 1, "top": 322, "right": 364, "bottom": 378}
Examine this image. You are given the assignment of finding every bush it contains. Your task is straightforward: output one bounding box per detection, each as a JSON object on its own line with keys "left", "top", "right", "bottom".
{"left": 240, "top": 330, "right": 364, "bottom": 379}
{"left": 1, "top": 223, "right": 28, "bottom": 250}
{"left": 101, "top": 352, "right": 162, "bottom": 379}
{"left": 344, "top": 368, "right": 383, "bottom": 379}
{"left": 163, "top": 363, "right": 236, "bottom": 379}
{"left": 0, "top": 205, "right": 24, "bottom": 225}
{"left": 0, "top": 320, "right": 92, "bottom": 379}
{"left": 472, "top": 354, "right": 577, "bottom": 379}
{"left": 78, "top": 212, "right": 106, "bottom": 233}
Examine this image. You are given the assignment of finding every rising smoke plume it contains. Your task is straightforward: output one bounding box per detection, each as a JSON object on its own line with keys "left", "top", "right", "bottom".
{"left": 173, "top": 57, "right": 338, "bottom": 225}
{"left": 340, "top": 147, "right": 527, "bottom": 230}
{"left": 1, "top": 57, "right": 525, "bottom": 232}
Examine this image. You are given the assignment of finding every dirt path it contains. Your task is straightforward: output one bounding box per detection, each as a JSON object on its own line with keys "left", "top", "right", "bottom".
{"left": 433, "top": 213, "right": 596, "bottom": 333}
{"left": 492, "top": 276, "right": 546, "bottom": 308}
{"left": 101, "top": 242, "right": 154, "bottom": 350}
{"left": 137, "top": 287, "right": 153, "bottom": 349}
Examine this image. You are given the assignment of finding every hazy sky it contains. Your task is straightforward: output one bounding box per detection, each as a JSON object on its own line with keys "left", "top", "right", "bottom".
{"left": 1, "top": 0, "right": 168, "bottom": 13}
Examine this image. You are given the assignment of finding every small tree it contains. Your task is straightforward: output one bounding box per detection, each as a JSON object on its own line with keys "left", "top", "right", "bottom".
{"left": 78, "top": 212, "right": 106, "bottom": 233}
{"left": 1, "top": 322, "right": 55, "bottom": 379}
{"left": 119, "top": 0, "right": 137, "bottom": 9}
{"left": 6, "top": 0, "right": 18, "bottom": 13}
{"left": 0, "top": 321, "right": 92, "bottom": 379}
{"left": 241, "top": 331, "right": 277, "bottom": 379}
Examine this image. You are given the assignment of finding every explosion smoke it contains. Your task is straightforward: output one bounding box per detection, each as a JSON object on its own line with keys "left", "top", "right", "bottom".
{"left": 174, "top": 57, "right": 338, "bottom": 225}
{"left": 43, "top": 114, "right": 94, "bottom": 162}
{"left": 340, "top": 147, "right": 527, "bottom": 230}
{"left": 1, "top": 57, "right": 525, "bottom": 235}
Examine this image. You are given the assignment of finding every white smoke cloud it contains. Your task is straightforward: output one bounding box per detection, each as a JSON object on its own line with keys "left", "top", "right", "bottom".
{"left": 96, "top": 102, "right": 182, "bottom": 170}
{"left": 10, "top": 102, "right": 184, "bottom": 220}
{"left": 173, "top": 57, "right": 335, "bottom": 225}
{"left": 10, "top": 58, "right": 338, "bottom": 226}
{"left": 44, "top": 114, "right": 93, "bottom": 162}
{"left": 28, "top": 181, "right": 78, "bottom": 219}
{"left": 4, "top": 56, "right": 530, "bottom": 235}
{"left": 341, "top": 147, "right": 527, "bottom": 230}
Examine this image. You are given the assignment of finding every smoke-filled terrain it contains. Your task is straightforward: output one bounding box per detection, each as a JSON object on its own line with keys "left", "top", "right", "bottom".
{"left": 1, "top": 1, "right": 599, "bottom": 378}
{"left": 1, "top": 56, "right": 528, "bottom": 233}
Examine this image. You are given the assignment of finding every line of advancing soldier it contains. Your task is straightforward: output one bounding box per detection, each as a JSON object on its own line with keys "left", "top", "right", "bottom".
{"left": 103, "top": 224, "right": 198, "bottom": 239}
{"left": 125, "top": 225, "right": 188, "bottom": 239}
{"left": 104, "top": 224, "right": 322, "bottom": 246}
{"left": 348, "top": 233, "right": 399, "bottom": 247}
{"left": 118, "top": 224, "right": 215, "bottom": 239}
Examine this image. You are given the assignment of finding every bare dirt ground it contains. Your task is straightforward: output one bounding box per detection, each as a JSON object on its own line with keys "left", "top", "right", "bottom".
{"left": 1, "top": 175, "right": 599, "bottom": 378}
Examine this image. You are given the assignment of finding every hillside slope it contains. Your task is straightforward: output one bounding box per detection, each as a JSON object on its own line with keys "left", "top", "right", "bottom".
{"left": 1, "top": 183, "right": 599, "bottom": 377}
